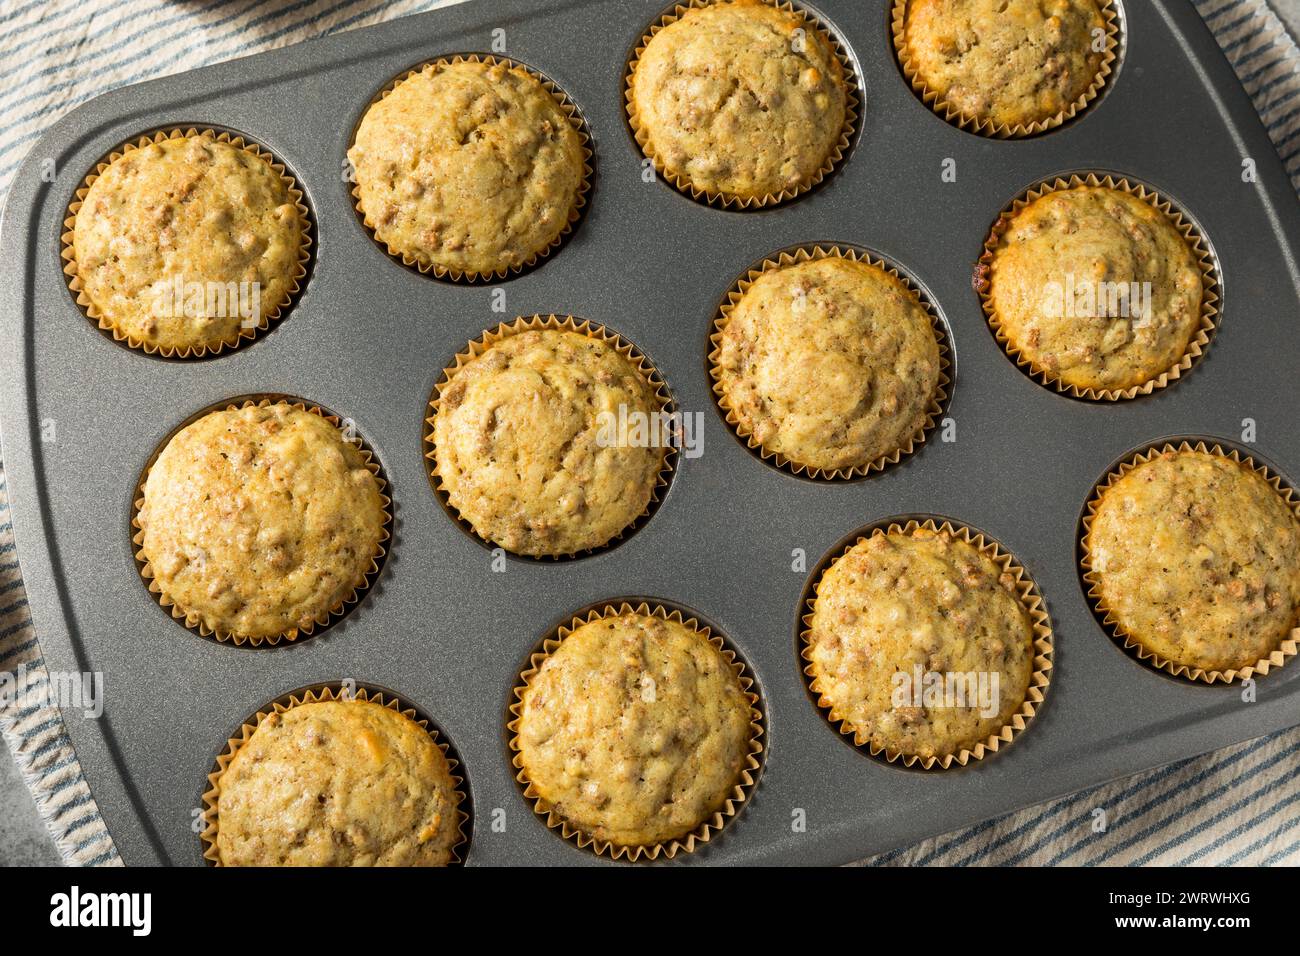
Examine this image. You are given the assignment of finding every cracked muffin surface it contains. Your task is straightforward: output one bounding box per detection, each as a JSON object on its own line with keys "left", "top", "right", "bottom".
{"left": 433, "top": 329, "right": 665, "bottom": 557}
{"left": 987, "top": 185, "right": 1204, "bottom": 392}
{"left": 138, "top": 403, "right": 385, "bottom": 640}
{"left": 515, "top": 611, "right": 753, "bottom": 847}
{"left": 903, "top": 0, "right": 1108, "bottom": 128}
{"left": 216, "top": 699, "right": 461, "bottom": 866}
{"left": 348, "top": 58, "right": 585, "bottom": 275}
{"left": 629, "top": 0, "right": 848, "bottom": 200}
{"left": 807, "top": 528, "right": 1035, "bottom": 760}
{"left": 714, "top": 255, "right": 941, "bottom": 472}
{"left": 72, "top": 133, "right": 304, "bottom": 352}
{"left": 1088, "top": 450, "right": 1300, "bottom": 673}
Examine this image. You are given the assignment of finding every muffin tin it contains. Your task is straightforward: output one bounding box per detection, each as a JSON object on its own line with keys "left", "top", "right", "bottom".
{"left": 2, "top": 0, "right": 1300, "bottom": 866}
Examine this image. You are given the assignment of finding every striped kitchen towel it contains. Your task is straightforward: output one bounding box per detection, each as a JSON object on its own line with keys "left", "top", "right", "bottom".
{"left": 1, "top": 0, "right": 1299, "bottom": 867}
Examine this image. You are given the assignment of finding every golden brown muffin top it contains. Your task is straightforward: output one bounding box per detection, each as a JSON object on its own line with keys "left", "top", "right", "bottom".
{"left": 807, "top": 529, "right": 1035, "bottom": 760}
{"left": 72, "top": 134, "right": 304, "bottom": 352}
{"left": 903, "top": 0, "right": 1108, "bottom": 128}
{"left": 630, "top": 0, "right": 848, "bottom": 200}
{"left": 433, "top": 329, "right": 665, "bottom": 557}
{"left": 714, "top": 256, "right": 941, "bottom": 472}
{"left": 137, "top": 403, "right": 386, "bottom": 640}
{"left": 1089, "top": 450, "right": 1300, "bottom": 673}
{"left": 348, "top": 59, "right": 585, "bottom": 276}
{"left": 515, "top": 611, "right": 753, "bottom": 847}
{"left": 216, "top": 699, "right": 461, "bottom": 866}
{"left": 988, "top": 186, "right": 1204, "bottom": 392}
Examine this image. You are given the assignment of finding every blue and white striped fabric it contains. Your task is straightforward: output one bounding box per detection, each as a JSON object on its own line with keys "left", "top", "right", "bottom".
{"left": 0, "top": 0, "right": 1298, "bottom": 867}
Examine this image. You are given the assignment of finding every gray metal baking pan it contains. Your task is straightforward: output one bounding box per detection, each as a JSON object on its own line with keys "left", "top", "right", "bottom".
{"left": 3, "top": 0, "right": 1300, "bottom": 867}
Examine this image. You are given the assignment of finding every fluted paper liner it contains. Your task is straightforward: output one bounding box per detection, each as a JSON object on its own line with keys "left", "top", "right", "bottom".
{"left": 425, "top": 315, "right": 677, "bottom": 559}
{"left": 131, "top": 397, "right": 391, "bottom": 647}
{"left": 1080, "top": 440, "right": 1300, "bottom": 684}
{"left": 348, "top": 54, "right": 592, "bottom": 282}
{"left": 891, "top": 0, "right": 1120, "bottom": 138}
{"left": 709, "top": 244, "right": 951, "bottom": 479}
{"left": 801, "top": 518, "right": 1053, "bottom": 770}
{"left": 508, "top": 601, "right": 765, "bottom": 861}
{"left": 62, "top": 127, "right": 313, "bottom": 358}
{"left": 973, "top": 173, "right": 1220, "bottom": 401}
{"left": 625, "top": 0, "right": 859, "bottom": 209}
{"left": 200, "top": 683, "right": 469, "bottom": 866}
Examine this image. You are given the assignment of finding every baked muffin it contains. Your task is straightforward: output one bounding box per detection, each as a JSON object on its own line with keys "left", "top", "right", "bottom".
{"left": 215, "top": 698, "right": 462, "bottom": 866}
{"left": 136, "top": 403, "right": 386, "bottom": 642}
{"left": 70, "top": 132, "right": 306, "bottom": 353}
{"left": 348, "top": 58, "right": 586, "bottom": 277}
{"left": 432, "top": 326, "right": 666, "bottom": 557}
{"left": 514, "top": 609, "right": 754, "bottom": 850}
{"left": 629, "top": 0, "right": 849, "bottom": 202}
{"left": 1087, "top": 449, "right": 1300, "bottom": 674}
{"left": 806, "top": 527, "right": 1036, "bottom": 762}
{"left": 713, "top": 254, "right": 942, "bottom": 473}
{"left": 986, "top": 185, "right": 1205, "bottom": 393}
{"left": 901, "top": 0, "right": 1109, "bottom": 129}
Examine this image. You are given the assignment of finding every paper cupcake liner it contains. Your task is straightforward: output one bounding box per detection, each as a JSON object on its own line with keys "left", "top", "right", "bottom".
{"left": 1080, "top": 439, "right": 1300, "bottom": 685}
{"left": 973, "top": 172, "right": 1221, "bottom": 402}
{"left": 507, "top": 600, "right": 765, "bottom": 861}
{"left": 800, "top": 517, "right": 1054, "bottom": 770}
{"left": 61, "top": 127, "right": 313, "bottom": 359}
{"left": 131, "top": 396, "right": 392, "bottom": 648}
{"left": 424, "top": 315, "right": 677, "bottom": 560}
{"left": 200, "top": 682, "right": 470, "bottom": 866}
{"left": 625, "top": 0, "right": 859, "bottom": 210}
{"left": 891, "top": 0, "right": 1121, "bottom": 138}
{"left": 709, "top": 244, "right": 951, "bottom": 480}
{"left": 348, "top": 54, "right": 593, "bottom": 283}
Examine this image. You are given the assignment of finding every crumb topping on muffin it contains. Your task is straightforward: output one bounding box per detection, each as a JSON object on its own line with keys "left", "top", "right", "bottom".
{"left": 516, "top": 611, "right": 753, "bottom": 847}
{"left": 349, "top": 58, "right": 585, "bottom": 276}
{"left": 903, "top": 0, "right": 1108, "bottom": 128}
{"left": 630, "top": 0, "right": 848, "bottom": 200}
{"left": 138, "top": 403, "right": 385, "bottom": 640}
{"left": 72, "top": 134, "right": 304, "bottom": 352}
{"left": 988, "top": 185, "right": 1204, "bottom": 392}
{"left": 715, "top": 255, "right": 941, "bottom": 472}
{"left": 1089, "top": 450, "right": 1300, "bottom": 673}
{"left": 433, "top": 328, "right": 665, "bottom": 557}
{"left": 216, "top": 699, "right": 460, "bottom": 866}
{"left": 807, "top": 528, "right": 1035, "bottom": 760}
